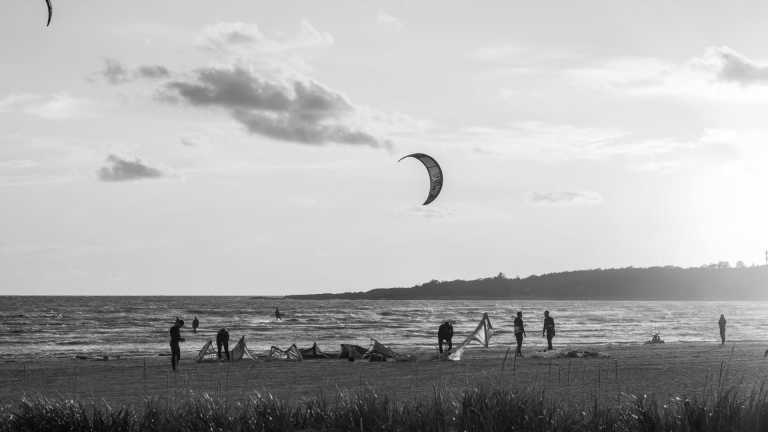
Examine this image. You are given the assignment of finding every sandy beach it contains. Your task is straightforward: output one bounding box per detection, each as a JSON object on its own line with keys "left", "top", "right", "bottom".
{"left": 1, "top": 342, "right": 766, "bottom": 407}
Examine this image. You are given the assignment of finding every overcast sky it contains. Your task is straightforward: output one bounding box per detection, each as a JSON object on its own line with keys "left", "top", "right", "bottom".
{"left": 3, "top": 0, "right": 768, "bottom": 295}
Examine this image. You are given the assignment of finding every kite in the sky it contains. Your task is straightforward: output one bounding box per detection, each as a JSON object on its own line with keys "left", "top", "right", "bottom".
{"left": 398, "top": 153, "right": 443, "bottom": 205}
{"left": 44, "top": 0, "right": 52, "bottom": 26}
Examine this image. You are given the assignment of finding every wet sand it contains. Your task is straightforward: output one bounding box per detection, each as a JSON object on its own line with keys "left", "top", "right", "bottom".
{"left": 1, "top": 342, "right": 767, "bottom": 407}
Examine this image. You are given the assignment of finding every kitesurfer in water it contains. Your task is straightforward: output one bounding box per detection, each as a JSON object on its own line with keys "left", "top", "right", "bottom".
{"left": 275, "top": 307, "right": 282, "bottom": 320}
{"left": 718, "top": 314, "right": 726, "bottom": 345}
{"left": 514, "top": 312, "right": 526, "bottom": 356}
{"left": 216, "top": 328, "right": 230, "bottom": 361}
{"left": 192, "top": 316, "right": 199, "bottom": 334}
{"left": 542, "top": 311, "right": 555, "bottom": 351}
{"left": 438, "top": 321, "right": 453, "bottom": 353}
{"left": 169, "top": 319, "right": 185, "bottom": 371}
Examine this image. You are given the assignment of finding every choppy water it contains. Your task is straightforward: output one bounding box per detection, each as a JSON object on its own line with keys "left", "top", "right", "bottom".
{"left": 0, "top": 297, "right": 766, "bottom": 361}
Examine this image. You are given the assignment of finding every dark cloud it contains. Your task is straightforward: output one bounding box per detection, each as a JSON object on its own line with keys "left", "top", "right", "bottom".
{"left": 162, "top": 67, "right": 388, "bottom": 147}
{"left": 99, "top": 59, "right": 171, "bottom": 84}
{"left": 136, "top": 65, "right": 170, "bottom": 79}
{"left": 711, "top": 47, "right": 768, "bottom": 85}
{"left": 102, "top": 59, "right": 130, "bottom": 84}
{"left": 98, "top": 155, "right": 164, "bottom": 182}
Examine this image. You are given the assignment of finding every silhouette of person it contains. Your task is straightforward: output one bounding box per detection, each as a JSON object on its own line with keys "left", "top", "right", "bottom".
{"left": 169, "top": 319, "right": 185, "bottom": 371}
{"left": 216, "top": 328, "right": 230, "bottom": 361}
{"left": 275, "top": 307, "right": 282, "bottom": 320}
{"left": 718, "top": 314, "right": 726, "bottom": 345}
{"left": 514, "top": 311, "right": 526, "bottom": 356}
{"left": 542, "top": 311, "right": 555, "bottom": 351}
{"left": 192, "top": 316, "right": 199, "bottom": 334}
{"left": 438, "top": 321, "right": 453, "bottom": 353}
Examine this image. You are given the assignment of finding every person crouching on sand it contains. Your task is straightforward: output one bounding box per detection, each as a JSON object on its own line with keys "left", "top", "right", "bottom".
{"left": 718, "top": 314, "right": 726, "bottom": 345}
{"left": 438, "top": 320, "right": 453, "bottom": 353}
{"left": 514, "top": 311, "right": 526, "bottom": 356}
{"left": 216, "top": 327, "right": 230, "bottom": 361}
{"left": 169, "top": 319, "right": 185, "bottom": 371}
{"left": 542, "top": 311, "right": 555, "bottom": 351}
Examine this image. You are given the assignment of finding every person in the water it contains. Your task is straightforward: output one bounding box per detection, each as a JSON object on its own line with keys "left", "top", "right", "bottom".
{"left": 542, "top": 311, "right": 555, "bottom": 351}
{"left": 437, "top": 320, "right": 453, "bottom": 353}
{"left": 216, "top": 327, "right": 230, "bottom": 361}
{"left": 718, "top": 314, "right": 726, "bottom": 345}
{"left": 514, "top": 311, "right": 526, "bottom": 356}
{"left": 169, "top": 319, "right": 185, "bottom": 371}
{"left": 275, "top": 307, "right": 282, "bottom": 320}
{"left": 192, "top": 316, "right": 199, "bottom": 334}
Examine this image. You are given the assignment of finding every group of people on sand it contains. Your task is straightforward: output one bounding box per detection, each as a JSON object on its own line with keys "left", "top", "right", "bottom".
{"left": 167, "top": 309, "right": 734, "bottom": 371}
{"left": 438, "top": 310, "right": 557, "bottom": 357}
{"left": 168, "top": 307, "right": 282, "bottom": 371}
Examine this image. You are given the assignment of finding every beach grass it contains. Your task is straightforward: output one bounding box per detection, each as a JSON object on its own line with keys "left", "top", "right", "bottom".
{"left": 2, "top": 382, "right": 767, "bottom": 431}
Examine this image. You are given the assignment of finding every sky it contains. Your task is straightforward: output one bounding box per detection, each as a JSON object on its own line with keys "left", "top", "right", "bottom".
{"left": 2, "top": 0, "right": 768, "bottom": 295}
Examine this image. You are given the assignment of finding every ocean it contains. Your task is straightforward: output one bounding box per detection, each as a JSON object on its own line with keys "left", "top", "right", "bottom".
{"left": 1, "top": 297, "right": 766, "bottom": 361}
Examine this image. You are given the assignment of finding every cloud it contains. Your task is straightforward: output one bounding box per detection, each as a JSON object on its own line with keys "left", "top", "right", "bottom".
{"left": 136, "top": 65, "right": 170, "bottom": 79}
{"left": 199, "top": 20, "right": 333, "bottom": 55}
{"left": 98, "top": 154, "right": 164, "bottom": 181}
{"left": 695, "top": 46, "right": 768, "bottom": 85}
{"left": 98, "top": 59, "right": 170, "bottom": 84}
{"left": 376, "top": 12, "right": 404, "bottom": 30}
{"left": 162, "top": 67, "right": 389, "bottom": 147}
{"left": 197, "top": 20, "right": 333, "bottom": 75}
{"left": 0, "top": 93, "right": 93, "bottom": 119}
{"left": 568, "top": 46, "right": 768, "bottom": 101}
{"left": 528, "top": 191, "right": 603, "bottom": 206}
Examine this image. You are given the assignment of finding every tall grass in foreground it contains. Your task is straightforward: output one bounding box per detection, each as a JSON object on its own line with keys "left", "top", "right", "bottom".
{"left": 1, "top": 384, "right": 767, "bottom": 431}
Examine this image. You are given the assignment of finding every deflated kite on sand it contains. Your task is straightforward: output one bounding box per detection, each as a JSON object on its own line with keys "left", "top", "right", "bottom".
{"left": 444, "top": 313, "right": 494, "bottom": 361}
{"left": 269, "top": 344, "right": 302, "bottom": 361}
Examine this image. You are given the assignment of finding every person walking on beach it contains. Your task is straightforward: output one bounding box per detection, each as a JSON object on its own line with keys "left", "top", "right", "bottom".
{"left": 438, "top": 320, "right": 453, "bottom": 353}
{"left": 169, "top": 319, "right": 185, "bottom": 371}
{"left": 216, "top": 327, "right": 230, "bottom": 361}
{"left": 514, "top": 311, "right": 526, "bottom": 356}
{"left": 718, "top": 314, "right": 726, "bottom": 345}
{"left": 275, "top": 307, "right": 282, "bottom": 320}
{"left": 192, "top": 316, "right": 199, "bottom": 334}
{"left": 542, "top": 311, "right": 555, "bottom": 351}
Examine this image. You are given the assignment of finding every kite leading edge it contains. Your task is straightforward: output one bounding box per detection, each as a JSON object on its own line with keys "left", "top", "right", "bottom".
{"left": 398, "top": 153, "right": 443, "bottom": 206}
{"left": 45, "top": 0, "right": 52, "bottom": 26}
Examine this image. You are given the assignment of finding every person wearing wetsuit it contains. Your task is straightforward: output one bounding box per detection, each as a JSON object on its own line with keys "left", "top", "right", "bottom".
{"left": 169, "top": 319, "right": 185, "bottom": 371}
{"left": 514, "top": 311, "right": 526, "bottom": 356}
{"left": 192, "top": 316, "right": 199, "bottom": 334}
{"left": 718, "top": 314, "right": 726, "bottom": 345}
{"left": 542, "top": 311, "right": 555, "bottom": 351}
{"left": 275, "top": 307, "right": 282, "bottom": 320}
{"left": 438, "top": 321, "right": 453, "bottom": 353}
{"left": 216, "top": 327, "right": 230, "bottom": 361}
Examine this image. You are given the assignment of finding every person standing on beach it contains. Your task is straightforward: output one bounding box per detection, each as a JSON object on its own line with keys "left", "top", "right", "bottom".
{"left": 437, "top": 320, "right": 453, "bottom": 353}
{"left": 542, "top": 311, "right": 555, "bottom": 351}
{"left": 718, "top": 314, "right": 726, "bottom": 345}
{"left": 514, "top": 311, "right": 526, "bottom": 356}
{"left": 216, "top": 327, "right": 230, "bottom": 361}
{"left": 192, "top": 316, "right": 199, "bottom": 334}
{"left": 169, "top": 319, "right": 185, "bottom": 371}
{"left": 275, "top": 307, "right": 282, "bottom": 320}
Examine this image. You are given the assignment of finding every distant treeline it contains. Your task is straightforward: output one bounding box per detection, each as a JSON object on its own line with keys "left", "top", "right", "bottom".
{"left": 287, "top": 265, "right": 768, "bottom": 300}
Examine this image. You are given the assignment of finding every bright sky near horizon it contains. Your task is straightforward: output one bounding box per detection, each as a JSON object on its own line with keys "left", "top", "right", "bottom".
{"left": 2, "top": 0, "right": 768, "bottom": 295}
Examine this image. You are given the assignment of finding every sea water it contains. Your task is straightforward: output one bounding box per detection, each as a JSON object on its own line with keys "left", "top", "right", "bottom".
{"left": 0, "top": 297, "right": 766, "bottom": 361}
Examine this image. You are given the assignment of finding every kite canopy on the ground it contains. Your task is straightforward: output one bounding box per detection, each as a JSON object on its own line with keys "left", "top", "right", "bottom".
{"left": 398, "top": 153, "right": 443, "bottom": 205}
